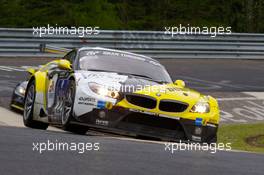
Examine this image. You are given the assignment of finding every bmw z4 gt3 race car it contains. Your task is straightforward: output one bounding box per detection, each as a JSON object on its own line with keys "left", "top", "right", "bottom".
{"left": 11, "top": 47, "right": 220, "bottom": 143}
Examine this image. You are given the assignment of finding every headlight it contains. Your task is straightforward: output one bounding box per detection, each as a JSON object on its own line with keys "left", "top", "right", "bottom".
{"left": 190, "top": 102, "right": 210, "bottom": 113}
{"left": 15, "top": 86, "right": 26, "bottom": 96}
{"left": 88, "top": 82, "right": 120, "bottom": 99}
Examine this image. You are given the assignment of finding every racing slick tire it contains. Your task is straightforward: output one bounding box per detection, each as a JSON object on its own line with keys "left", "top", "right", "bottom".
{"left": 62, "top": 79, "right": 89, "bottom": 135}
{"left": 23, "top": 80, "right": 49, "bottom": 130}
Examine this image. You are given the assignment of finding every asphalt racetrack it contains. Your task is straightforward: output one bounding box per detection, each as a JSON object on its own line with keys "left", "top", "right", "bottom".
{"left": 1, "top": 58, "right": 264, "bottom": 123}
{"left": 0, "top": 58, "right": 264, "bottom": 175}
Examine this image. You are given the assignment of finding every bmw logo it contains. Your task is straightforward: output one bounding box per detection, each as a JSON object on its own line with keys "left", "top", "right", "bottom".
{"left": 156, "top": 93, "right": 161, "bottom": 97}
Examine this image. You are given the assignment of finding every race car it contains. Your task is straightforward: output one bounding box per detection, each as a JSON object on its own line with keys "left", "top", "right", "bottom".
{"left": 10, "top": 81, "right": 27, "bottom": 111}
{"left": 11, "top": 47, "right": 220, "bottom": 143}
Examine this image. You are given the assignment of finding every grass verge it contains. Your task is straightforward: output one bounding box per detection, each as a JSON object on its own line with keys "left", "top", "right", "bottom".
{"left": 218, "top": 123, "right": 264, "bottom": 153}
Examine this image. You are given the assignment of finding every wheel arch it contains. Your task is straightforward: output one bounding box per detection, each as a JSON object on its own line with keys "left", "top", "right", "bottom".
{"left": 26, "top": 71, "right": 47, "bottom": 108}
{"left": 27, "top": 76, "right": 35, "bottom": 90}
{"left": 68, "top": 75, "right": 76, "bottom": 82}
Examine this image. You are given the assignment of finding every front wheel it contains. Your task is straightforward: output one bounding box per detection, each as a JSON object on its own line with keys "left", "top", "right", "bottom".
{"left": 23, "top": 80, "right": 49, "bottom": 130}
{"left": 62, "top": 79, "right": 89, "bottom": 135}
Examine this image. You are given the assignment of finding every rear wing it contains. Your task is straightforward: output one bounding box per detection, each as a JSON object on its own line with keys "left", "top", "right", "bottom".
{"left": 40, "top": 43, "right": 71, "bottom": 55}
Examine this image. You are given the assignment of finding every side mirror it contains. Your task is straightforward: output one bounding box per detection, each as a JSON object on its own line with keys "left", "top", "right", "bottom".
{"left": 58, "top": 60, "right": 72, "bottom": 70}
{"left": 174, "top": 80, "right": 185, "bottom": 88}
{"left": 27, "top": 68, "right": 36, "bottom": 75}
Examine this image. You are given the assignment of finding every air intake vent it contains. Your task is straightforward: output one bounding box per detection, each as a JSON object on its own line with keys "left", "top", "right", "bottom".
{"left": 125, "top": 94, "right": 156, "bottom": 109}
{"left": 159, "top": 100, "right": 188, "bottom": 112}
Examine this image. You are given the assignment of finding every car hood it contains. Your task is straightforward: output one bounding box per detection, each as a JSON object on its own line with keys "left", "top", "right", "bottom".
{"left": 133, "top": 83, "right": 202, "bottom": 105}
{"left": 76, "top": 71, "right": 203, "bottom": 105}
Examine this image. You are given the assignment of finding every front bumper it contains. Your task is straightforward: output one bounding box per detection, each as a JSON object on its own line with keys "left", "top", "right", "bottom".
{"left": 10, "top": 92, "right": 24, "bottom": 111}
{"left": 74, "top": 107, "right": 218, "bottom": 143}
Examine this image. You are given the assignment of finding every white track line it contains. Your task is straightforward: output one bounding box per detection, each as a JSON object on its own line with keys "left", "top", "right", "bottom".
{"left": 243, "top": 92, "right": 264, "bottom": 99}
{"left": 217, "top": 97, "right": 260, "bottom": 101}
{"left": 0, "top": 66, "right": 12, "bottom": 71}
{"left": 0, "top": 107, "right": 63, "bottom": 132}
{"left": 0, "top": 66, "right": 26, "bottom": 72}
{"left": 217, "top": 92, "right": 264, "bottom": 101}
{"left": 7, "top": 66, "right": 25, "bottom": 71}
{"left": 0, "top": 107, "right": 24, "bottom": 127}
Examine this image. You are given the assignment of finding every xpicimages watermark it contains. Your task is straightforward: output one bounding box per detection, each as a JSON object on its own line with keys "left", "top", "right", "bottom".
{"left": 88, "top": 83, "right": 181, "bottom": 96}
{"left": 32, "top": 139, "right": 100, "bottom": 154}
{"left": 33, "top": 24, "right": 100, "bottom": 37}
{"left": 164, "top": 141, "right": 232, "bottom": 154}
{"left": 164, "top": 24, "right": 232, "bottom": 38}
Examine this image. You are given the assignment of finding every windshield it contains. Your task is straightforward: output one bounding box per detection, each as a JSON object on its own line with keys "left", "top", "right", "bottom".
{"left": 78, "top": 50, "right": 172, "bottom": 83}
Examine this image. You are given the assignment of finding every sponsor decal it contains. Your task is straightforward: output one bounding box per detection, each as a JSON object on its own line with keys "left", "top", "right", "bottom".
{"left": 97, "top": 100, "right": 106, "bottom": 109}
{"left": 195, "top": 118, "right": 203, "bottom": 126}
{"left": 95, "top": 119, "right": 109, "bottom": 126}
{"left": 78, "top": 102, "right": 94, "bottom": 106}
{"left": 85, "top": 51, "right": 100, "bottom": 56}
{"left": 96, "top": 101, "right": 113, "bottom": 109}
{"left": 78, "top": 97, "right": 96, "bottom": 105}
{"left": 79, "top": 97, "right": 96, "bottom": 102}
{"left": 166, "top": 87, "right": 181, "bottom": 92}
{"left": 86, "top": 73, "right": 127, "bottom": 83}
{"left": 192, "top": 135, "right": 202, "bottom": 142}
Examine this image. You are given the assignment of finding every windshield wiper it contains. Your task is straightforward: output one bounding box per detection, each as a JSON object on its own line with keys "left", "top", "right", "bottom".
{"left": 87, "top": 69, "right": 116, "bottom": 73}
{"left": 127, "top": 73, "right": 153, "bottom": 80}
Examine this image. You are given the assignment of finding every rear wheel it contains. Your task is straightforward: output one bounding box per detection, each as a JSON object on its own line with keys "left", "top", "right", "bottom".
{"left": 23, "top": 80, "right": 49, "bottom": 130}
{"left": 62, "top": 79, "right": 89, "bottom": 135}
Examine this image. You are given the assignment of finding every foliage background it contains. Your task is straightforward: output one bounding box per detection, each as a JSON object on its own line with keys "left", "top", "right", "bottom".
{"left": 0, "top": 0, "right": 263, "bottom": 32}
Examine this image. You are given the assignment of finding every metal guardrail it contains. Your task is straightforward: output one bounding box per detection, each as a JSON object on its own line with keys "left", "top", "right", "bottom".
{"left": 0, "top": 28, "right": 264, "bottom": 59}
